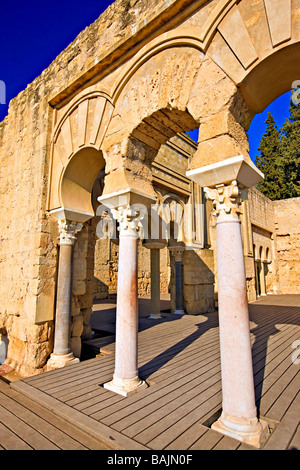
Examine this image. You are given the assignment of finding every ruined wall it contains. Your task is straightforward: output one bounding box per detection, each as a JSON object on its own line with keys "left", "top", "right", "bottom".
{"left": 273, "top": 197, "right": 300, "bottom": 294}
{"left": 0, "top": 0, "right": 194, "bottom": 375}
{"left": 0, "top": 75, "right": 56, "bottom": 376}
{"left": 247, "top": 188, "right": 278, "bottom": 297}
{"left": 1, "top": 0, "right": 300, "bottom": 376}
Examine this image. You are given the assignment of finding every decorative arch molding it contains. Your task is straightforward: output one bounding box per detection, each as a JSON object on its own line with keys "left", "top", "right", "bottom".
{"left": 47, "top": 90, "right": 114, "bottom": 217}
{"left": 110, "top": 0, "right": 240, "bottom": 103}
{"left": 206, "top": 0, "right": 299, "bottom": 112}
{"left": 112, "top": 0, "right": 300, "bottom": 134}
{"left": 111, "top": 30, "right": 205, "bottom": 104}
{"left": 112, "top": 43, "right": 211, "bottom": 150}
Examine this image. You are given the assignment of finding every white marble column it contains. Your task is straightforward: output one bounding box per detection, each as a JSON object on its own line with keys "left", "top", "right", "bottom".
{"left": 204, "top": 181, "right": 268, "bottom": 447}
{"left": 48, "top": 219, "right": 82, "bottom": 369}
{"left": 168, "top": 246, "right": 185, "bottom": 315}
{"left": 104, "top": 205, "right": 147, "bottom": 397}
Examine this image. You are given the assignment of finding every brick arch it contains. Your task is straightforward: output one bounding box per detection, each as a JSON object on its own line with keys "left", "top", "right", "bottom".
{"left": 47, "top": 90, "right": 114, "bottom": 219}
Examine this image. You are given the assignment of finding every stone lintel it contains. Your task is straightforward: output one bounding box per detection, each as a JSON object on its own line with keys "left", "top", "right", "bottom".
{"left": 143, "top": 241, "right": 167, "bottom": 250}
{"left": 50, "top": 207, "right": 94, "bottom": 224}
{"left": 98, "top": 188, "right": 157, "bottom": 211}
{"left": 186, "top": 155, "right": 264, "bottom": 189}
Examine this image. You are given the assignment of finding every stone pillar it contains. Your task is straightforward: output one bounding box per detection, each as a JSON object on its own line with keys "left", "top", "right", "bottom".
{"left": 104, "top": 205, "right": 147, "bottom": 397}
{"left": 48, "top": 220, "right": 83, "bottom": 369}
{"left": 187, "top": 155, "right": 268, "bottom": 447}
{"left": 143, "top": 242, "right": 166, "bottom": 319}
{"left": 168, "top": 246, "right": 185, "bottom": 315}
{"left": 204, "top": 181, "right": 268, "bottom": 447}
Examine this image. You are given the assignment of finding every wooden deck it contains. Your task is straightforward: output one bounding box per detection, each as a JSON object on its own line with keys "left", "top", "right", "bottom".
{"left": 3, "top": 295, "right": 300, "bottom": 450}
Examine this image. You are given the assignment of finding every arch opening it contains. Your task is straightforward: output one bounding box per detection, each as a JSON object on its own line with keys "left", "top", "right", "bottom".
{"left": 60, "top": 146, "right": 105, "bottom": 218}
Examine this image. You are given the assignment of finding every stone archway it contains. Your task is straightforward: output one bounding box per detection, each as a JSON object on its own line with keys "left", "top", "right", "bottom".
{"left": 46, "top": 90, "right": 113, "bottom": 368}
{"left": 42, "top": 0, "right": 300, "bottom": 444}
{"left": 94, "top": 0, "right": 300, "bottom": 446}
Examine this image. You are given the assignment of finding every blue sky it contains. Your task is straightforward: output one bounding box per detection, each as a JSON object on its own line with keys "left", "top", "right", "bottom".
{"left": 0, "top": 1, "right": 291, "bottom": 162}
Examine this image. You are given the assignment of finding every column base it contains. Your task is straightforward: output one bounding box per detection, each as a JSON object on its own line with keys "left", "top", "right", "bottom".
{"left": 173, "top": 309, "right": 185, "bottom": 315}
{"left": 211, "top": 411, "right": 269, "bottom": 448}
{"left": 148, "top": 313, "right": 162, "bottom": 320}
{"left": 103, "top": 375, "right": 148, "bottom": 397}
{"left": 46, "top": 352, "right": 79, "bottom": 370}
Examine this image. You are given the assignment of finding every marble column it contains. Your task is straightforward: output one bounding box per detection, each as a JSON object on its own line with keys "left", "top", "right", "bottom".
{"left": 204, "top": 180, "right": 268, "bottom": 447}
{"left": 143, "top": 242, "right": 166, "bottom": 319}
{"left": 48, "top": 219, "right": 82, "bottom": 369}
{"left": 104, "top": 205, "right": 147, "bottom": 397}
{"left": 168, "top": 246, "right": 185, "bottom": 315}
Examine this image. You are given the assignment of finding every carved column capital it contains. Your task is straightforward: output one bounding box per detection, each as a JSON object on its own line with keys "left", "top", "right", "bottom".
{"left": 168, "top": 245, "right": 185, "bottom": 262}
{"left": 204, "top": 180, "right": 247, "bottom": 222}
{"left": 112, "top": 204, "right": 145, "bottom": 238}
{"left": 58, "top": 219, "right": 83, "bottom": 245}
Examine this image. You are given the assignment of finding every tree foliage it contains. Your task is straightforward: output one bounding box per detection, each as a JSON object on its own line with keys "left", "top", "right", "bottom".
{"left": 255, "top": 89, "right": 300, "bottom": 200}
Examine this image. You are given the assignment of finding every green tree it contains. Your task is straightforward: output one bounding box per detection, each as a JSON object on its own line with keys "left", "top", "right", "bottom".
{"left": 255, "top": 112, "right": 285, "bottom": 200}
{"left": 279, "top": 89, "right": 300, "bottom": 198}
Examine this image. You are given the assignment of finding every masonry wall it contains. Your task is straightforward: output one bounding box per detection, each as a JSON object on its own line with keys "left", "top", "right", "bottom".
{"left": 0, "top": 78, "right": 56, "bottom": 376}
{"left": 0, "top": 0, "right": 184, "bottom": 376}
{"left": 273, "top": 197, "right": 300, "bottom": 294}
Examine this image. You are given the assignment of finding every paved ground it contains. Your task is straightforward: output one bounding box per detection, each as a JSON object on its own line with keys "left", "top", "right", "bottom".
{"left": 2, "top": 294, "right": 298, "bottom": 451}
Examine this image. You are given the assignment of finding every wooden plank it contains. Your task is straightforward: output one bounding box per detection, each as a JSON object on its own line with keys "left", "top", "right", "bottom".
{"left": 263, "top": 392, "right": 300, "bottom": 450}
{"left": 8, "top": 297, "right": 300, "bottom": 451}
{"left": 213, "top": 435, "right": 241, "bottom": 450}
{"left": 0, "top": 382, "right": 107, "bottom": 450}
{"left": 146, "top": 391, "right": 222, "bottom": 450}
{"left": 288, "top": 425, "right": 300, "bottom": 451}
{"left": 0, "top": 422, "right": 32, "bottom": 450}
{"left": 96, "top": 354, "right": 221, "bottom": 425}
{"left": 256, "top": 355, "right": 298, "bottom": 410}
{"left": 132, "top": 381, "right": 222, "bottom": 446}
{"left": 189, "top": 428, "right": 223, "bottom": 450}
{"left": 264, "top": 370, "right": 300, "bottom": 421}
{"left": 111, "top": 366, "right": 221, "bottom": 434}
{"left": 0, "top": 404, "right": 60, "bottom": 450}
{"left": 11, "top": 381, "right": 149, "bottom": 451}
{"left": 89, "top": 342, "right": 220, "bottom": 421}
{"left": 165, "top": 422, "right": 208, "bottom": 450}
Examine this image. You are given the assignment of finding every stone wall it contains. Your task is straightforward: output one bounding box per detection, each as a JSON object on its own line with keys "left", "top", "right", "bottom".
{"left": 1, "top": 0, "right": 300, "bottom": 376}
{"left": 247, "top": 188, "right": 278, "bottom": 298}
{"left": 273, "top": 197, "right": 300, "bottom": 294}
{"left": 0, "top": 77, "right": 56, "bottom": 376}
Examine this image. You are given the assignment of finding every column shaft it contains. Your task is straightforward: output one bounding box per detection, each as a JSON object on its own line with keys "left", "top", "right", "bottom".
{"left": 114, "top": 234, "right": 139, "bottom": 382}
{"left": 175, "top": 260, "right": 184, "bottom": 313}
{"left": 169, "top": 246, "right": 185, "bottom": 315}
{"left": 150, "top": 248, "right": 161, "bottom": 319}
{"left": 216, "top": 218, "right": 256, "bottom": 420}
{"left": 47, "top": 219, "right": 82, "bottom": 369}
{"left": 53, "top": 243, "right": 73, "bottom": 355}
{"left": 104, "top": 205, "right": 147, "bottom": 397}
{"left": 205, "top": 180, "right": 268, "bottom": 447}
